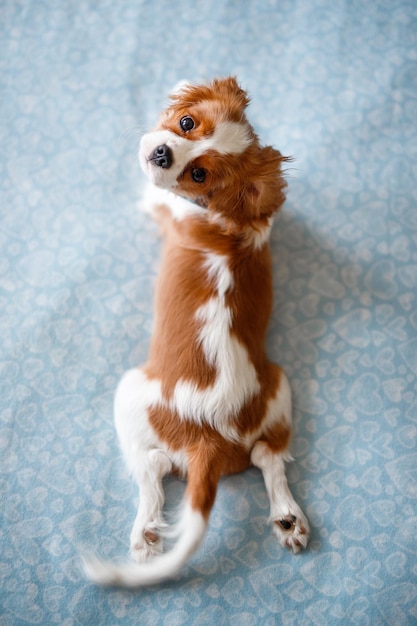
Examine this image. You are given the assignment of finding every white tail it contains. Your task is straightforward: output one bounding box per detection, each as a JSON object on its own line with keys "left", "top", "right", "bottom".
{"left": 82, "top": 503, "right": 207, "bottom": 588}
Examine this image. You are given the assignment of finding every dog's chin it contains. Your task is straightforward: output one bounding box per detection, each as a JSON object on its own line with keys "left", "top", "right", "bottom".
{"left": 139, "top": 158, "right": 172, "bottom": 192}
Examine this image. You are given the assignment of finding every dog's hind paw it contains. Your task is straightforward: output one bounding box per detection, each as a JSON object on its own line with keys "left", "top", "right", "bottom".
{"left": 130, "top": 526, "right": 163, "bottom": 563}
{"left": 273, "top": 512, "right": 310, "bottom": 554}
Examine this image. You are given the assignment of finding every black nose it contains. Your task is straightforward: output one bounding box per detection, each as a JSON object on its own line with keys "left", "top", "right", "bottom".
{"left": 151, "top": 144, "right": 173, "bottom": 169}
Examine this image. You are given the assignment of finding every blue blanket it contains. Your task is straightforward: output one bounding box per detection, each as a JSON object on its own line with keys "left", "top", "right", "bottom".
{"left": 1, "top": 1, "right": 416, "bottom": 624}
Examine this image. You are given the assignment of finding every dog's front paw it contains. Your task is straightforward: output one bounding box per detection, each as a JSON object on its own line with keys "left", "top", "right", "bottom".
{"left": 273, "top": 512, "right": 310, "bottom": 554}
{"left": 130, "top": 526, "right": 163, "bottom": 563}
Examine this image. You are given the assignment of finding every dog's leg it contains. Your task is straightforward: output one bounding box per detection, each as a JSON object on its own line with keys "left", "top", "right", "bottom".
{"left": 113, "top": 368, "right": 172, "bottom": 561}
{"left": 129, "top": 448, "right": 172, "bottom": 562}
{"left": 251, "top": 441, "right": 309, "bottom": 553}
{"left": 251, "top": 366, "right": 309, "bottom": 553}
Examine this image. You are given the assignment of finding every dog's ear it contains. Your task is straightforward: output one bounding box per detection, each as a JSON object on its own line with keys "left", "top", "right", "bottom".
{"left": 244, "top": 146, "right": 289, "bottom": 219}
{"left": 167, "top": 77, "right": 250, "bottom": 120}
{"left": 169, "top": 80, "right": 192, "bottom": 100}
{"left": 211, "top": 77, "right": 250, "bottom": 111}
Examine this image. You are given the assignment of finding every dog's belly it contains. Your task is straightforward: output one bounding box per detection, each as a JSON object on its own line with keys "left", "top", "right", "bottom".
{"left": 114, "top": 365, "right": 252, "bottom": 474}
{"left": 114, "top": 360, "right": 291, "bottom": 482}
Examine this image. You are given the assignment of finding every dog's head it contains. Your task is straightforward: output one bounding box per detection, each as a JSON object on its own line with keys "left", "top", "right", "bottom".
{"left": 139, "top": 77, "right": 288, "bottom": 225}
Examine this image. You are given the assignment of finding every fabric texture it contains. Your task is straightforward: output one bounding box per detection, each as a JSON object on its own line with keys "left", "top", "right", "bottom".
{"left": 1, "top": 1, "right": 417, "bottom": 624}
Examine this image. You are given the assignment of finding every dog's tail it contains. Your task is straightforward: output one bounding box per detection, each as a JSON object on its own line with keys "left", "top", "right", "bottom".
{"left": 82, "top": 444, "right": 219, "bottom": 588}
{"left": 82, "top": 502, "right": 207, "bottom": 587}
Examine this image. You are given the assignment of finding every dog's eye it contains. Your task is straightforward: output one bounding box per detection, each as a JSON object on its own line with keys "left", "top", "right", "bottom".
{"left": 191, "top": 168, "right": 206, "bottom": 183}
{"left": 180, "top": 116, "right": 195, "bottom": 132}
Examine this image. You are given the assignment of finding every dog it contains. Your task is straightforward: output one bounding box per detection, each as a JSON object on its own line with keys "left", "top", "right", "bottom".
{"left": 83, "top": 77, "right": 309, "bottom": 587}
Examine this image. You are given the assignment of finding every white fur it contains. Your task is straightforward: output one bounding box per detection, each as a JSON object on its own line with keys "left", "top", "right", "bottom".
{"left": 198, "top": 121, "right": 252, "bottom": 156}
{"left": 140, "top": 182, "right": 206, "bottom": 221}
{"left": 114, "top": 368, "right": 162, "bottom": 473}
{"left": 129, "top": 448, "right": 172, "bottom": 562}
{"left": 202, "top": 251, "right": 234, "bottom": 296}
{"left": 248, "top": 216, "right": 274, "bottom": 250}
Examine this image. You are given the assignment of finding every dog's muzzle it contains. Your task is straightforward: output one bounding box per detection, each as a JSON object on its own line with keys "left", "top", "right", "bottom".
{"left": 150, "top": 144, "right": 173, "bottom": 169}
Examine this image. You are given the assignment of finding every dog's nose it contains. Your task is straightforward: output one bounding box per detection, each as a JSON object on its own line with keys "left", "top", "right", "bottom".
{"left": 151, "top": 144, "right": 173, "bottom": 169}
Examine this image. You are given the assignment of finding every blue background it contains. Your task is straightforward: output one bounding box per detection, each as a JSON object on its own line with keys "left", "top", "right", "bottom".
{"left": 1, "top": 1, "right": 417, "bottom": 624}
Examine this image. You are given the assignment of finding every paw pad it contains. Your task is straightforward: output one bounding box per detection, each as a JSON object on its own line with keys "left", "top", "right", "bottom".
{"left": 276, "top": 515, "right": 296, "bottom": 532}
{"left": 143, "top": 529, "right": 159, "bottom": 545}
